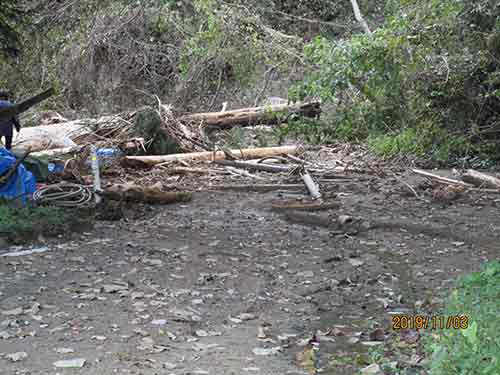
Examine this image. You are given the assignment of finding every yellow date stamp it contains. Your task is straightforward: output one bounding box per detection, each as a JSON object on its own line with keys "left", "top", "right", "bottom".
{"left": 392, "top": 314, "right": 469, "bottom": 330}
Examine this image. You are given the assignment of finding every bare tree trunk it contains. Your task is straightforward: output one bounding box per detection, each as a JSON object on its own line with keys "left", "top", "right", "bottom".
{"left": 350, "top": 0, "right": 371, "bottom": 35}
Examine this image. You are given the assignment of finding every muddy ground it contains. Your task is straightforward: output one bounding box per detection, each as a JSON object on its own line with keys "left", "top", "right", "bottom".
{"left": 0, "top": 151, "right": 499, "bottom": 375}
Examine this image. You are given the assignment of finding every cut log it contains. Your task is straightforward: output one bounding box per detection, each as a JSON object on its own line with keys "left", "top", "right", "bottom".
{"left": 215, "top": 159, "right": 293, "bottom": 173}
{"left": 0, "top": 88, "right": 55, "bottom": 121}
{"left": 102, "top": 183, "right": 192, "bottom": 204}
{"left": 179, "top": 101, "right": 321, "bottom": 128}
{"left": 461, "top": 169, "right": 500, "bottom": 189}
{"left": 301, "top": 172, "right": 321, "bottom": 199}
{"left": 125, "top": 146, "right": 298, "bottom": 167}
{"left": 161, "top": 166, "right": 227, "bottom": 175}
{"left": 209, "top": 184, "right": 305, "bottom": 192}
{"left": 412, "top": 169, "right": 472, "bottom": 187}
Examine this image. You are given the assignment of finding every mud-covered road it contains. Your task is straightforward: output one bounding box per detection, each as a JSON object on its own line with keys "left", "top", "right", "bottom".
{"left": 1, "top": 166, "right": 499, "bottom": 375}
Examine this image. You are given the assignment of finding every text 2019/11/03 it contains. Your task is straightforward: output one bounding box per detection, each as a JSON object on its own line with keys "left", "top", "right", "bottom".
{"left": 392, "top": 315, "right": 470, "bottom": 330}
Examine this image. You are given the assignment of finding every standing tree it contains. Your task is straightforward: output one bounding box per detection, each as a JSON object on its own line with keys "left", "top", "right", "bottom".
{"left": 0, "top": 0, "right": 24, "bottom": 57}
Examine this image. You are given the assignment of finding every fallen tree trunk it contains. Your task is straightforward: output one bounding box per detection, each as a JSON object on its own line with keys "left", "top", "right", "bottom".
{"left": 461, "top": 169, "right": 500, "bottom": 189}
{"left": 412, "top": 169, "right": 472, "bottom": 187}
{"left": 179, "top": 101, "right": 321, "bottom": 128}
{"left": 125, "top": 145, "right": 298, "bottom": 167}
{"left": 209, "top": 184, "right": 305, "bottom": 192}
{"left": 102, "top": 183, "right": 192, "bottom": 204}
{"left": 0, "top": 88, "right": 55, "bottom": 121}
{"left": 214, "top": 159, "right": 293, "bottom": 173}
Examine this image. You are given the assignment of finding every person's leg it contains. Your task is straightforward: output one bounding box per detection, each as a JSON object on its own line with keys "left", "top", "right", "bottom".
{"left": 5, "top": 134, "right": 12, "bottom": 150}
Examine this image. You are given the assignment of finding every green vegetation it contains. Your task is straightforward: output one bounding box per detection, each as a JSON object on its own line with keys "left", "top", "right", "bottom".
{"left": 0, "top": 204, "right": 93, "bottom": 244}
{"left": 1, "top": 0, "right": 500, "bottom": 162}
{"left": 425, "top": 261, "right": 500, "bottom": 375}
{"left": 294, "top": 0, "right": 500, "bottom": 163}
{"left": 0, "top": 1, "right": 24, "bottom": 57}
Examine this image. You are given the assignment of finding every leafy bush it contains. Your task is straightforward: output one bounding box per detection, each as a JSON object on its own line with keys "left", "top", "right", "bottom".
{"left": 425, "top": 261, "right": 500, "bottom": 375}
{"left": 293, "top": 0, "right": 500, "bottom": 163}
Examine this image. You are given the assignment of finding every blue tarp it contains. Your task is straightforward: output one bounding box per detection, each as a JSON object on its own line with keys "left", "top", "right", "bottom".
{"left": 0, "top": 148, "right": 36, "bottom": 205}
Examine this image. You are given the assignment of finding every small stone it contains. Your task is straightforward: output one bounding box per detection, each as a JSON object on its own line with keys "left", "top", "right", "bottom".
{"left": 361, "top": 364, "right": 382, "bottom": 374}
{"left": 252, "top": 347, "right": 282, "bottom": 356}
{"left": 55, "top": 348, "right": 75, "bottom": 354}
{"left": 53, "top": 358, "right": 86, "bottom": 368}
{"left": 163, "top": 362, "right": 177, "bottom": 370}
{"left": 347, "top": 337, "right": 360, "bottom": 344}
{"left": 151, "top": 319, "right": 167, "bottom": 326}
{"left": 296, "top": 271, "right": 314, "bottom": 278}
{"left": 131, "top": 292, "right": 145, "bottom": 300}
{"left": 169, "top": 308, "right": 201, "bottom": 322}
{"left": 349, "top": 259, "right": 364, "bottom": 267}
{"left": 6, "top": 352, "right": 28, "bottom": 362}
{"left": 257, "top": 326, "right": 267, "bottom": 339}
{"left": 369, "top": 328, "right": 385, "bottom": 342}
{"left": 102, "top": 284, "right": 128, "bottom": 293}
{"left": 79, "top": 293, "right": 97, "bottom": 300}
{"left": 238, "top": 313, "right": 257, "bottom": 321}
{"left": 143, "top": 259, "right": 163, "bottom": 267}
{"left": 2, "top": 307, "right": 23, "bottom": 316}
{"left": 195, "top": 329, "right": 221, "bottom": 337}
{"left": 0, "top": 331, "right": 13, "bottom": 339}
{"left": 361, "top": 341, "right": 384, "bottom": 347}
{"left": 192, "top": 342, "right": 222, "bottom": 351}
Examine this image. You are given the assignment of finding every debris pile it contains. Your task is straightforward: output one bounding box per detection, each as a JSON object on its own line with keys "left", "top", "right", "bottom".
{"left": 2, "top": 100, "right": 324, "bottom": 207}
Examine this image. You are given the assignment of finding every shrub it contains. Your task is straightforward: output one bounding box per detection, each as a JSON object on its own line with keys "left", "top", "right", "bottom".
{"left": 425, "top": 261, "right": 500, "bottom": 375}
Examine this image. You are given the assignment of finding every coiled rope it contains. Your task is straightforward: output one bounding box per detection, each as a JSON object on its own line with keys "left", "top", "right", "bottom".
{"left": 33, "top": 183, "right": 94, "bottom": 208}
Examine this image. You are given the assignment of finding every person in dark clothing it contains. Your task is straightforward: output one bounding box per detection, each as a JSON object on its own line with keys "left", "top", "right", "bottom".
{"left": 0, "top": 90, "right": 21, "bottom": 150}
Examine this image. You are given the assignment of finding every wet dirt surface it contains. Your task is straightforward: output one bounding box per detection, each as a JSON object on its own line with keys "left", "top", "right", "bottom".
{"left": 1, "top": 169, "right": 499, "bottom": 375}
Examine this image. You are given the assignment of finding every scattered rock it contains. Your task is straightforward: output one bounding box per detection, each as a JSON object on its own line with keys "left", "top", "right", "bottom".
{"left": 349, "top": 259, "right": 364, "bottom": 267}
{"left": 361, "top": 363, "right": 382, "bottom": 374}
{"left": 6, "top": 352, "right": 28, "bottom": 362}
{"left": 151, "top": 319, "right": 168, "bottom": 326}
{"left": 252, "top": 347, "right": 282, "bottom": 356}
{"left": 257, "top": 326, "right": 267, "bottom": 339}
{"left": 55, "top": 348, "right": 75, "bottom": 354}
{"left": 102, "top": 284, "right": 129, "bottom": 293}
{"left": 192, "top": 342, "right": 222, "bottom": 352}
{"left": 369, "top": 328, "right": 385, "bottom": 341}
{"left": 296, "top": 270, "right": 314, "bottom": 278}
{"left": 238, "top": 313, "right": 257, "bottom": 321}
{"left": 0, "top": 331, "right": 13, "bottom": 339}
{"left": 347, "top": 337, "right": 360, "bottom": 344}
{"left": 142, "top": 258, "right": 163, "bottom": 267}
{"left": 361, "top": 341, "right": 384, "bottom": 347}
{"left": 169, "top": 308, "right": 201, "bottom": 322}
{"left": 1, "top": 307, "right": 23, "bottom": 316}
{"left": 131, "top": 292, "right": 145, "bottom": 300}
{"left": 195, "top": 329, "right": 221, "bottom": 337}
{"left": 163, "top": 362, "right": 177, "bottom": 370}
{"left": 53, "top": 358, "right": 86, "bottom": 368}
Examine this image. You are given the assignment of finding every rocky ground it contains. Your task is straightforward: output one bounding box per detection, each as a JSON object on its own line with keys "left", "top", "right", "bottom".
{"left": 1, "top": 149, "right": 499, "bottom": 375}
